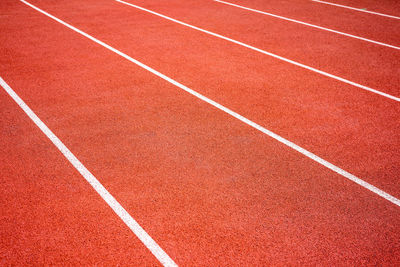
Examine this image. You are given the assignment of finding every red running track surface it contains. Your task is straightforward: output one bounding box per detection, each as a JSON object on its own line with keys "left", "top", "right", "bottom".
{"left": 1, "top": 0, "right": 399, "bottom": 265}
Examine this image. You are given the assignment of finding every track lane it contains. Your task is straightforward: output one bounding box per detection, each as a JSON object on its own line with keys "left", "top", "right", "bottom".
{"left": 311, "top": 0, "right": 400, "bottom": 17}
{"left": 1, "top": 0, "right": 400, "bottom": 265}
{"left": 115, "top": 0, "right": 400, "bottom": 98}
{"left": 0, "top": 88, "right": 161, "bottom": 266}
{"left": 212, "top": 0, "right": 400, "bottom": 43}
{"left": 213, "top": 0, "right": 399, "bottom": 50}
{"left": 115, "top": 0, "right": 399, "bottom": 102}
{"left": 1, "top": 75, "right": 177, "bottom": 267}
{"left": 23, "top": 0, "right": 400, "bottom": 197}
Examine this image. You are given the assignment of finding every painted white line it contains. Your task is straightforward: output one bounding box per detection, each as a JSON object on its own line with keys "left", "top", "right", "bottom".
{"left": 115, "top": 0, "right": 400, "bottom": 102}
{"left": 19, "top": 0, "right": 400, "bottom": 207}
{"left": 214, "top": 0, "right": 400, "bottom": 50}
{"left": 0, "top": 77, "right": 177, "bottom": 267}
{"left": 312, "top": 0, "right": 400, "bottom": 20}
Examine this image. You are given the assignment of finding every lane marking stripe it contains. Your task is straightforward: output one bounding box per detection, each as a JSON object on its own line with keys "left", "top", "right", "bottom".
{"left": 312, "top": 0, "right": 400, "bottom": 20}
{"left": 19, "top": 0, "right": 400, "bottom": 208}
{"left": 1, "top": 83, "right": 177, "bottom": 267}
{"left": 115, "top": 0, "right": 399, "bottom": 102}
{"left": 214, "top": 0, "right": 400, "bottom": 50}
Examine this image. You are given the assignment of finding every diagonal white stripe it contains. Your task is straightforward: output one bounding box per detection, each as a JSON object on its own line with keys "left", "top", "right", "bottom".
{"left": 312, "top": 0, "right": 400, "bottom": 20}
{"left": 214, "top": 0, "right": 400, "bottom": 50}
{"left": 0, "top": 77, "right": 177, "bottom": 267}
{"left": 19, "top": 0, "right": 400, "bottom": 207}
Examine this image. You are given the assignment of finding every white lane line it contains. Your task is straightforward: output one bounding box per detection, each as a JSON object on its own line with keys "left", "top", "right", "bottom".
{"left": 311, "top": 0, "right": 400, "bottom": 20}
{"left": 115, "top": 0, "right": 400, "bottom": 102}
{"left": 20, "top": 0, "right": 400, "bottom": 208}
{"left": 0, "top": 78, "right": 177, "bottom": 267}
{"left": 214, "top": 0, "right": 400, "bottom": 50}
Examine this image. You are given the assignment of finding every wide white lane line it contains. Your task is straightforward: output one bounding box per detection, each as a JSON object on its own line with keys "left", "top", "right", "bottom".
{"left": 0, "top": 78, "right": 177, "bottom": 267}
{"left": 214, "top": 0, "right": 400, "bottom": 50}
{"left": 19, "top": 0, "right": 400, "bottom": 208}
{"left": 312, "top": 0, "right": 400, "bottom": 20}
{"left": 115, "top": 0, "right": 400, "bottom": 102}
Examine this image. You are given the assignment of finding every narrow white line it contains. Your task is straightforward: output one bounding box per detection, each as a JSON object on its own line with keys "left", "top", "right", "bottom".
{"left": 214, "top": 0, "right": 400, "bottom": 50}
{"left": 0, "top": 77, "right": 178, "bottom": 266}
{"left": 19, "top": 0, "right": 400, "bottom": 207}
{"left": 312, "top": 0, "right": 400, "bottom": 20}
{"left": 115, "top": 0, "right": 399, "bottom": 102}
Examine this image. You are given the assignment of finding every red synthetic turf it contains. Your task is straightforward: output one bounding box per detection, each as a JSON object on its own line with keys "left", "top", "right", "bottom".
{"left": 1, "top": 0, "right": 399, "bottom": 265}
{"left": 21, "top": 0, "right": 400, "bottom": 196}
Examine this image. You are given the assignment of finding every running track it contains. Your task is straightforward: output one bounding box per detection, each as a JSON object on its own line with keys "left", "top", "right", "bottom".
{"left": 1, "top": 0, "right": 399, "bottom": 265}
